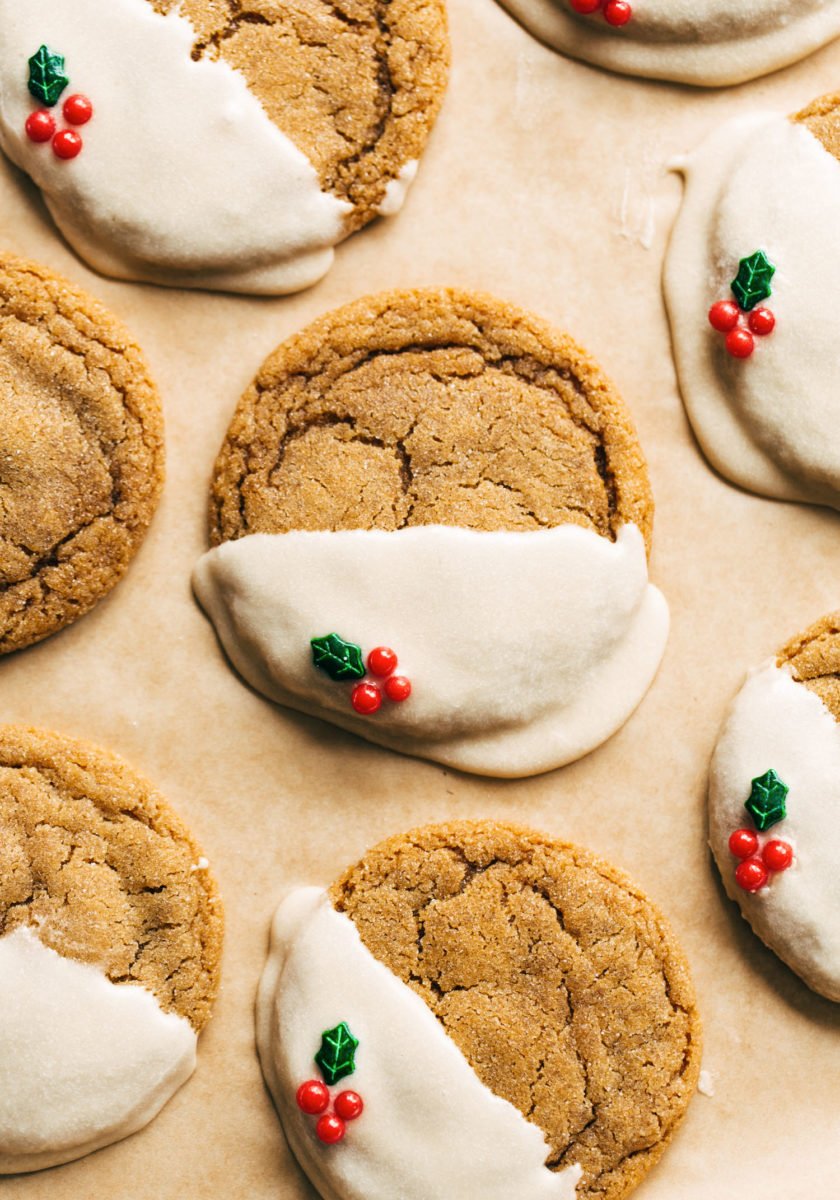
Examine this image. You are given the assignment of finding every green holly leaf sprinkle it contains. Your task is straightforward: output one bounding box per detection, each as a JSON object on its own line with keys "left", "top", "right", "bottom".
{"left": 311, "top": 633, "right": 365, "bottom": 682}
{"left": 27, "top": 45, "right": 70, "bottom": 107}
{"left": 731, "top": 251, "right": 776, "bottom": 312}
{"left": 315, "top": 1022, "right": 359, "bottom": 1085}
{"left": 745, "top": 768, "right": 788, "bottom": 831}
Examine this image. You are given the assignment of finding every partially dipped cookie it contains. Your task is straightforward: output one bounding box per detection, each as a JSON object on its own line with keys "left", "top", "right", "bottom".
{"left": 257, "top": 821, "right": 701, "bottom": 1200}
{"left": 0, "top": 725, "right": 223, "bottom": 1172}
{"left": 0, "top": 253, "right": 164, "bottom": 653}
{"left": 193, "top": 289, "right": 669, "bottom": 778}
{"left": 710, "top": 613, "right": 840, "bottom": 1001}
{"left": 496, "top": 1, "right": 840, "bottom": 87}
{"left": 665, "top": 92, "right": 840, "bottom": 511}
{"left": 0, "top": 0, "right": 448, "bottom": 294}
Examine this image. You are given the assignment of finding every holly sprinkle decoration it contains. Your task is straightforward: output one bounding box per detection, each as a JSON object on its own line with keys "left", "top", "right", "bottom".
{"left": 296, "top": 1024, "right": 364, "bottom": 1146}
{"left": 315, "top": 1021, "right": 359, "bottom": 1086}
{"left": 28, "top": 46, "right": 69, "bottom": 107}
{"left": 311, "top": 633, "right": 366, "bottom": 682}
{"left": 24, "top": 49, "right": 94, "bottom": 161}
{"left": 312, "top": 638, "right": 412, "bottom": 716}
{"left": 570, "top": 0, "right": 633, "bottom": 25}
{"left": 745, "top": 768, "right": 788, "bottom": 830}
{"left": 728, "top": 768, "right": 793, "bottom": 893}
{"left": 708, "top": 250, "right": 777, "bottom": 359}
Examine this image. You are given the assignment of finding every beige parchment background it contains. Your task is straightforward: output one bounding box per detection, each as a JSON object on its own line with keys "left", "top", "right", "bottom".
{"left": 1, "top": 1, "right": 840, "bottom": 1195}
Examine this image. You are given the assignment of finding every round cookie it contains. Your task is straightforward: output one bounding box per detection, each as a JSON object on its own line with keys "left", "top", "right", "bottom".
{"left": 495, "top": 1, "right": 840, "bottom": 87}
{"left": 193, "top": 288, "right": 669, "bottom": 778}
{"left": 0, "top": 723, "right": 223, "bottom": 1172}
{"left": 0, "top": 253, "right": 164, "bottom": 654}
{"left": 257, "top": 820, "right": 701, "bottom": 1200}
{"left": 709, "top": 613, "right": 840, "bottom": 1001}
{"left": 0, "top": 0, "right": 448, "bottom": 294}
{"left": 665, "top": 91, "right": 840, "bottom": 511}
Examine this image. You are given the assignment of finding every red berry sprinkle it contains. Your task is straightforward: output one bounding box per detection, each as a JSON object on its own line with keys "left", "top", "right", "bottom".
{"left": 728, "top": 828, "right": 759, "bottom": 861}
{"left": 367, "top": 646, "right": 397, "bottom": 678}
{"left": 316, "top": 1114, "right": 346, "bottom": 1145}
{"left": 334, "top": 1091, "right": 364, "bottom": 1121}
{"left": 748, "top": 307, "right": 776, "bottom": 337}
{"left": 570, "top": 0, "right": 601, "bottom": 11}
{"left": 384, "top": 675, "right": 412, "bottom": 703}
{"left": 735, "top": 858, "right": 769, "bottom": 893}
{"left": 63, "top": 94, "right": 93, "bottom": 126}
{"left": 296, "top": 1080, "right": 330, "bottom": 1116}
{"left": 52, "top": 130, "right": 82, "bottom": 160}
{"left": 708, "top": 300, "right": 740, "bottom": 333}
{"left": 25, "top": 110, "right": 55, "bottom": 143}
{"left": 603, "top": 0, "right": 632, "bottom": 25}
{"left": 725, "top": 327, "right": 755, "bottom": 359}
{"left": 762, "top": 840, "right": 793, "bottom": 872}
{"left": 351, "top": 682, "right": 382, "bottom": 715}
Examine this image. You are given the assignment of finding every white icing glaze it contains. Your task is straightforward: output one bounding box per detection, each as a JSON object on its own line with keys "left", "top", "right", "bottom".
{"left": 709, "top": 660, "right": 840, "bottom": 1002}
{"left": 497, "top": 0, "right": 840, "bottom": 86}
{"left": 665, "top": 113, "right": 840, "bottom": 510}
{"left": 256, "top": 888, "right": 582, "bottom": 1200}
{"left": 376, "top": 160, "right": 419, "bottom": 217}
{"left": 0, "top": 926, "right": 196, "bottom": 1173}
{"left": 0, "top": 0, "right": 352, "bottom": 294}
{"left": 192, "top": 523, "right": 668, "bottom": 777}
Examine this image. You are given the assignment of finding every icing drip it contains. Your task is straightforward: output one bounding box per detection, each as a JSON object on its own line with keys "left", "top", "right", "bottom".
{"left": 256, "top": 888, "right": 582, "bottom": 1200}
{"left": 0, "top": 0, "right": 351, "bottom": 294}
{"left": 192, "top": 523, "right": 668, "bottom": 777}
{"left": 709, "top": 661, "right": 840, "bottom": 1001}
{"left": 0, "top": 927, "right": 196, "bottom": 1173}
{"left": 495, "top": 0, "right": 840, "bottom": 86}
{"left": 666, "top": 114, "right": 840, "bottom": 510}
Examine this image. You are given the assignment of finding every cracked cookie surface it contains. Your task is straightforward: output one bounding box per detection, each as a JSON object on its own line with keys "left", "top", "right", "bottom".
{"left": 329, "top": 821, "right": 701, "bottom": 1200}
{"left": 778, "top": 610, "right": 840, "bottom": 723}
{"left": 210, "top": 289, "right": 653, "bottom": 547}
{"left": 0, "top": 255, "right": 164, "bottom": 655}
{"left": 0, "top": 724, "right": 223, "bottom": 1031}
{"left": 148, "top": 0, "right": 449, "bottom": 229}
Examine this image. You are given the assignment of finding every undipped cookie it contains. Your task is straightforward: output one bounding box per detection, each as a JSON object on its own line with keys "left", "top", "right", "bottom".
{"left": 709, "top": 612, "right": 840, "bottom": 1001}
{"left": 0, "top": 724, "right": 223, "bottom": 1172}
{"left": 665, "top": 91, "right": 840, "bottom": 511}
{"left": 256, "top": 820, "right": 701, "bottom": 1200}
{"left": 495, "top": 0, "right": 840, "bottom": 87}
{"left": 0, "top": 0, "right": 449, "bottom": 294}
{"left": 193, "top": 288, "right": 669, "bottom": 777}
{"left": 0, "top": 253, "right": 164, "bottom": 654}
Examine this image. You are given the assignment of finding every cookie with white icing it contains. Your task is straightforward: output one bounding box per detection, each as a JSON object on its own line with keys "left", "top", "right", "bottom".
{"left": 0, "top": 725, "right": 223, "bottom": 1172}
{"left": 193, "top": 288, "right": 669, "bottom": 778}
{"left": 664, "top": 92, "right": 840, "bottom": 510}
{"left": 495, "top": 0, "right": 840, "bottom": 87}
{"left": 257, "top": 821, "right": 701, "bottom": 1200}
{"left": 0, "top": 253, "right": 164, "bottom": 654}
{"left": 0, "top": 0, "right": 448, "bottom": 295}
{"left": 710, "top": 613, "right": 840, "bottom": 1002}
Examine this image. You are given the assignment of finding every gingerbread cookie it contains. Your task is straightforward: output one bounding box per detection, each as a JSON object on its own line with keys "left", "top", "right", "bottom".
{"left": 496, "top": 1, "right": 840, "bottom": 87}
{"left": 193, "top": 288, "right": 668, "bottom": 777}
{"left": 665, "top": 92, "right": 840, "bottom": 511}
{"left": 0, "top": 253, "right": 164, "bottom": 654}
{"left": 257, "top": 821, "right": 701, "bottom": 1200}
{"left": 0, "top": 724, "right": 223, "bottom": 1172}
{"left": 0, "top": 0, "right": 448, "bottom": 294}
{"left": 709, "top": 612, "right": 840, "bottom": 1001}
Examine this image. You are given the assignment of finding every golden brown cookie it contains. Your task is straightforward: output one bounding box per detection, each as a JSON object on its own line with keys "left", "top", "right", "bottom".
{"left": 793, "top": 91, "right": 840, "bottom": 162}
{"left": 0, "top": 254, "right": 164, "bottom": 655}
{"left": 257, "top": 821, "right": 699, "bottom": 1200}
{"left": 0, "top": 724, "right": 222, "bottom": 1030}
{"left": 209, "top": 288, "right": 654, "bottom": 552}
{"left": 777, "top": 610, "right": 840, "bottom": 722}
{"left": 148, "top": 0, "right": 449, "bottom": 232}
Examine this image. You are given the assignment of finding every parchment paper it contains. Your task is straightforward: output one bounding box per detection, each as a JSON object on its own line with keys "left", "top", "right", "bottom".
{"left": 1, "top": 2, "right": 839, "bottom": 1194}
